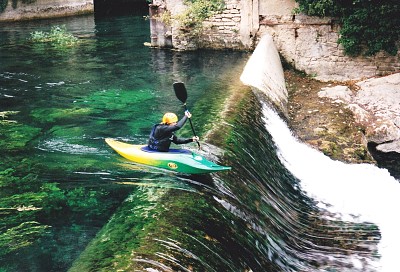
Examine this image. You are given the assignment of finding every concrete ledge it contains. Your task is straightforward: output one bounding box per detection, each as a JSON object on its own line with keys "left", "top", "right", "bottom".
{"left": 0, "top": 0, "right": 93, "bottom": 22}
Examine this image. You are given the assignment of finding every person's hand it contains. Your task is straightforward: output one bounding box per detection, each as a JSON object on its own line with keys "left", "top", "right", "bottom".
{"left": 185, "top": 110, "right": 192, "bottom": 118}
{"left": 192, "top": 136, "right": 199, "bottom": 142}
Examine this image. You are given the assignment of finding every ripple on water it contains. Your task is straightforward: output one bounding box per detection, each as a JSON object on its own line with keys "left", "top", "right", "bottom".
{"left": 37, "top": 137, "right": 107, "bottom": 155}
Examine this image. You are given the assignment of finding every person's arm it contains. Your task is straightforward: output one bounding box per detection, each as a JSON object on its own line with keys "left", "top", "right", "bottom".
{"left": 163, "top": 114, "right": 188, "bottom": 134}
{"left": 175, "top": 114, "right": 188, "bottom": 129}
{"left": 172, "top": 135, "right": 192, "bottom": 144}
{"left": 172, "top": 135, "right": 199, "bottom": 145}
{"left": 163, "top": 111, "right": 191, "bottom": 135}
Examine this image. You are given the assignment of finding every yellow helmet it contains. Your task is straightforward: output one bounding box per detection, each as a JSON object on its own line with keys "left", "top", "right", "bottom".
{"left": 162, "top": 112, "right": 178, "bottom": 124}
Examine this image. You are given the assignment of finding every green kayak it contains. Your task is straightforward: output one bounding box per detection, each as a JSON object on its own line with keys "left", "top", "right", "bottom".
{"left": 105, "top": 138, "right": 231, "bottom": 174}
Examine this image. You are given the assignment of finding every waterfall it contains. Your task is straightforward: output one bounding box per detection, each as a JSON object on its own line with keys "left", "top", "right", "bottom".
{"left": 242, "top": 34, "right": 400, "bottom": 272}
{"left": 263, "top": 104, "right": 400, "bottom": 272}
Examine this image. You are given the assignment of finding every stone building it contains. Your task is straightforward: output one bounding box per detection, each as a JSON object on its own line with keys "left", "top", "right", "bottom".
{"left": 150, "top": 0, "right": 399, "bottom": 82}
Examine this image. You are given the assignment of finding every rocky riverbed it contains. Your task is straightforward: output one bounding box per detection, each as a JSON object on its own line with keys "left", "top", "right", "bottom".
{"left": 286, "top": 70, "right": 400, "bottom": 178}
{"left": 286, "top": 69, "right": 374, "bottom": 163}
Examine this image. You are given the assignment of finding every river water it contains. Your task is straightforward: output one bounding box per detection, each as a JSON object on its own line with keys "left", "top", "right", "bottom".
{"left": 1, "top": 14, "right": 399, "bottom": 272}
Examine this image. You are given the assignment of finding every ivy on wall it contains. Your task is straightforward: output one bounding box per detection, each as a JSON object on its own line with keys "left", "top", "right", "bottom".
{"left": 295, "top": 0, "right": 400, "bottom": 56}
{"left": 176, "top": 0, "right": 225, "bottom": 33}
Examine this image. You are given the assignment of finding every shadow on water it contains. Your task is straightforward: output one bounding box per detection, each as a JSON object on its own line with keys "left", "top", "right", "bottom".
{"left": 368, "top": 143, "right": 400, "bottom": 180}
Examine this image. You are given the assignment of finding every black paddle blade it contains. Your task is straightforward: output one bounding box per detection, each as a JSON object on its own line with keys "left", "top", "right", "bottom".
{"left": 173, "top": 82, "right": 187, "bottom": 104}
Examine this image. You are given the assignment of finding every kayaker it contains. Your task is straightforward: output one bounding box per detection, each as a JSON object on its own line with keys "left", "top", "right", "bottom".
{"left": 148, "top": 111, "right": 199, "bottom": 152}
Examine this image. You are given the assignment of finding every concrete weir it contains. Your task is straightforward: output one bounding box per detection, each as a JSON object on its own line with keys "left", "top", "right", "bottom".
{"left": 240, "top": 34, "right": 288, "bottom": 116}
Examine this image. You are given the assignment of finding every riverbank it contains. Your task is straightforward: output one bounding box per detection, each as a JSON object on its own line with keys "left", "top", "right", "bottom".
{"left": 285, "top": 69, "right": 376, "bottom": 164}
{"left": 0, "top": 0, "right": 93, "bottom": 22}
{"left": 202, "top": 61, "right": 369, "bottom": 165}
{"left": 286, "top": 70, "right": 400, "bottom": 180}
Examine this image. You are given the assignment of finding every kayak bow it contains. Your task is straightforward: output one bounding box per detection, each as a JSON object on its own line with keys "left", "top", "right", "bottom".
{"left": 105, "top": 138, "right": 231, "bottom": 174}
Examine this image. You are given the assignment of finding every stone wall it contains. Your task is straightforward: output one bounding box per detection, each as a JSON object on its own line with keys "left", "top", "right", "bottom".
{"left": 149, "top": 3, "right": 173, "bottom": 48}
{"left": 199, "top": 0, "right": 243, "bottom": 50}
{"left": 258, "top": 14, "right": 400, "bottom": 82}
{"left": 0, "top": 0, "right": 93, "bottom": 22}
{"left": 152, "top": 0, "right": 399, "bottom": 82}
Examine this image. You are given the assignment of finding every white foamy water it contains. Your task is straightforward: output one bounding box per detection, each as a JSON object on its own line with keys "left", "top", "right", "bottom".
{"left": 262, "top": 104, "right": 400, "bottom": 272}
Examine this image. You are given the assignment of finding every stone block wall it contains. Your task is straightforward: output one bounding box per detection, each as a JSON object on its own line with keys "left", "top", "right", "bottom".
{"left": 258, "top": 14, "right": 400, "bottom": 81}
{"left": 198, "top": 0, "right": 243, "bottom": 50}
{"left": 189, "top": 0, "right": 399, "bottom": 82}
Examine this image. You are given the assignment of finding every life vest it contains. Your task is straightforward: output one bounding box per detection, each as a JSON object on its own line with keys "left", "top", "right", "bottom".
{"left": 148, "top": 124, "right": 173, "bottom": 151}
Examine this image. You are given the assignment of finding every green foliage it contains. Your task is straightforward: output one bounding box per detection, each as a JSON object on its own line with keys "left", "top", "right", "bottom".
{"left": 30, "top": 25, "right": 79, "bottom": 47}
{"left": 294, "top": 0, "right": 338, "bottom": 17}
{"left": 0, "top": 222, "right": 49, "bottom": 256}
{"left": 176, "top": 0, "right": 225, "bottom": 33}
{"left": 295, "top": 0, "right": 400, "bottom": 56}
{"left": 0, "top": 114, "right": 41, "bottom": 152}
{"left": 30, "top": 107, "right": 94, "bottom": 124}
{"left": 0, "top": 167, "right": 121, "bottom": 259}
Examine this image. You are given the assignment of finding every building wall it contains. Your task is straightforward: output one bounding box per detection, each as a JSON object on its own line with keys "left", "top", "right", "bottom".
{"left": 152, "top": 0, "right": 399, "bottom": 82}
{"left": 199, "top": 0, "right": 243, "bottom": 50}
{"left": 258, "top": 14, "right": 400, "bottom": 81}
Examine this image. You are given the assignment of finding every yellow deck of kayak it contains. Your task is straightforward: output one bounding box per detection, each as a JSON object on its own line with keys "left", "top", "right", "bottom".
{"left": 105, "top": 138, "right": 231, "bottom": 174}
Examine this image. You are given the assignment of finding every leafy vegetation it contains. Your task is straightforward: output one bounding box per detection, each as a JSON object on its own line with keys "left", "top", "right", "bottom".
{"left": 0, "top": 167, "right": 127, "bottom": 262}
{"left": 30, "top": 25, "right": 79, "bottom": 47}
{"left": 0, "top": 111, "right": 41, "bottom": 152}
{"left": 175, "top": 0, "right": 225, "bottom": 33}
{"left": 295, "top": 0, "right": 400, "bottom": 56}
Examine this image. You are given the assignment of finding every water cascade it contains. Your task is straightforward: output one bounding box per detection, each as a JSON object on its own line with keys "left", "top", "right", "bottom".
{"left": 241, "top": 34, "right": 400, "bottom": 272}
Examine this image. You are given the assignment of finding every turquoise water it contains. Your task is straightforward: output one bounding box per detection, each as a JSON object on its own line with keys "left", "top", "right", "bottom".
{"left": 1, "top": 14, "right": 384, "bottom": 272}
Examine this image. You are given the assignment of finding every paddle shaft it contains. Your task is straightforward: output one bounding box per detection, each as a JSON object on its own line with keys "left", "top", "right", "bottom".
{"left": 183, "top": 103, "right": 201, "bottom": 149}
{"left": 173, "top": 82, "right": 200, "bottom": 149}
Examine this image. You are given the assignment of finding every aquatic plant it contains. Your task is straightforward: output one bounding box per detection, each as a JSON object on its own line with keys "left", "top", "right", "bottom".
{"left": 30, "top": 25, "right": 79, "bottom": 47}
{"left": 0, "top": 167, "right": 128, "bottom": 260}
{"left": 0, "top": 169, "right": 50, "bottom": 257}
{"left": 0, "top": 119, "right": 41, "bottom": 152}
{"left": 30, "top": 107, "right": 95, "bottom": 124}
{"left": 0, "top": 221, "right": 49, "bottom": 256}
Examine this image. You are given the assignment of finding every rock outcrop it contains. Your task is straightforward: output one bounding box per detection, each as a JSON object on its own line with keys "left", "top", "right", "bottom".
{"left": 318, "top": 73, "right": 400, "bottom": 154}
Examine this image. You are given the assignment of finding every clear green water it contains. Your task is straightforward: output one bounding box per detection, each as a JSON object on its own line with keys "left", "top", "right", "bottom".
{"left": 0, "top": 14, "right": 250, "bottom": 271}
{"left": 0, "top": 14, "right": 381, "bottom": 272}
